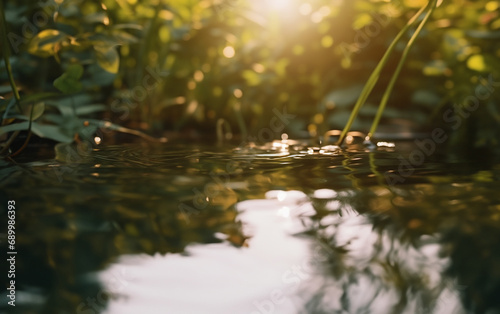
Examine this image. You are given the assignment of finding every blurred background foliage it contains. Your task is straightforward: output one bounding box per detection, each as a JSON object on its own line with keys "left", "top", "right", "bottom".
{"left": 1, "top": 0, "right": 500, "bottom": 159}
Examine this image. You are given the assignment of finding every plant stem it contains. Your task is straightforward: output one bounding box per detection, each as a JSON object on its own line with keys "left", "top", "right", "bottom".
{"left": 0, "top": 1, "right": 21, "bottom": 110}
{"left": 234, "top": 103, "right": 247, "bottom": 139}
{"left": 367, "top": 0, "right": 438, "bottom": 140}
{"left": 216, "top": 118, "right": 233, "bottom": 143}
{"left": 137, "top": 3, "right": 162, "bottom": 124}
{"left": 0, "top": 1, "right": 25, "bottom": 158}
{"left": 10, "top": 103, "right": 35, "bottom": 157}
{"left": 336, "top": 2, "right": 431, "bottom": 146}
{"left": 0, "top": 130, "right": 19, "bottom": 157}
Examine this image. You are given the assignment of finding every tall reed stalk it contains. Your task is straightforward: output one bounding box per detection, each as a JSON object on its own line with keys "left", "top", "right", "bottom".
{"left": 336, "top": 0, "right": 438, "bottom": 146}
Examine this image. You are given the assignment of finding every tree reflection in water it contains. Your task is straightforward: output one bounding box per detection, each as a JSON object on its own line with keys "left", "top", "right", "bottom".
{"left": 302, "top": 182, "right": 500, "bottom": 314}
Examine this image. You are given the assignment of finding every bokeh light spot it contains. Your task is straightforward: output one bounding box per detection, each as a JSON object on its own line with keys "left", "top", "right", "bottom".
{"left": 223, "top": 46, "right": 235, "bottom": 58}
{"left": 321, "top": 35, "right": 334, "bottom": 48}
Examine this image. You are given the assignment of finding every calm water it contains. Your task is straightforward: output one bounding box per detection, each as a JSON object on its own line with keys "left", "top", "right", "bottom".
{"left": 1, "top": 138, "right": 500, "bottom": 314}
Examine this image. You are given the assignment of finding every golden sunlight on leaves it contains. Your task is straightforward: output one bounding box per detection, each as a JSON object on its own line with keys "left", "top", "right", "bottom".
{"left": 467, "top": 54, "right": 487, "bottom": 72}
{"left": 28, "top": 30, "right": 68, "bottom": 58}
{"left": 486, "top": 1, "right": 500, "bottom": 11}
{"left": 94, "top": 46, "right": 120, "bottom": 73}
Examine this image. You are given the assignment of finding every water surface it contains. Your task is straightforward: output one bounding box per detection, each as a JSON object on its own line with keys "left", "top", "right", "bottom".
{"left": 1, "top": 139, "right": 500, "bottom": 314}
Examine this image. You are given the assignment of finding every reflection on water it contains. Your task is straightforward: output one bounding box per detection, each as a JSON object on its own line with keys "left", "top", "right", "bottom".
{"left": 101, "top": 191, "right": 315, "bottom": 314}
{"left": 1, "top": 140, "right": 500, "bottom": 313}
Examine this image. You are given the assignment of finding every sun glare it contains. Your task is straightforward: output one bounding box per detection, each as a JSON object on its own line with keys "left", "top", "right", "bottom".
{"left": 251, "top": 0, "right": 298, "bottom": 16}
{"left": 268, "top": 0, "right": 289, "bottom": 10}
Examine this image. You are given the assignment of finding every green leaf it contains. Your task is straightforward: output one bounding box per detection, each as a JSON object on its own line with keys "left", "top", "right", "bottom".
{"left": 0, "top": 121, "right": 73, "bottom": 143}
{"left": 46, "top": 94, "right": 94, "bottom": 116}
{"left": 66, "top": 64, "right": 84, "bottom": 80}
{"left": 75, "top": 104, "right": 107, "bottom": 115}
{"left": 94, "top": 45, "right": 120, "bottom": 74}
{"left": 0, "top": 122, "right": 29, "bottom": 135}
{"left": 28, "top": 29, "right": 68, "bottom": 57}
{"left": 54, "top": 73, "right": 82, "bottom": 94}
{"left": 10, "top": 102, "right": 45, "bottom": 121}
{"left": 84, "top": 12, "right": 109, "bottom": 24}
{"left": 88, "top": 33, "right": 122, "bottom": 47}
{"left": 53, "top": 64, "right": 84, "bottom": 94}
{"left": 31, "top": 123, "right": 74, "bottom": 143}
{"left": 20, "top": 92, "right": 60, "bottom": 106}
{"left": 88, "top": 30, "right": 139, "bottom": 45}
{"left": 113, "top": 23, "right": 144, "bottom": 31}
{"left": 1, "top": 98, "right": 17, "bottom": 120}
{"left": 111, "top": 30, "right": 139, "bottom": 44}
{"left": 23, "top": 102, "right": 45, "bottom": 121}
{"left": 42, "top": 114, "right": 65, "bottom": 124}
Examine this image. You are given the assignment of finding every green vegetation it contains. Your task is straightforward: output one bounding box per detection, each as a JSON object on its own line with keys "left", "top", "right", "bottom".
{"left": 337, "top": 0, "right": 438, "bottom": 145}
{"left": 1, "top": 0, "right": 500, "bottom": 160}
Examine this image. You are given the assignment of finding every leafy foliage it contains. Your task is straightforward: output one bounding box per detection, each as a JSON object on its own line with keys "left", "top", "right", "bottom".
{"left": 1, "top": 0, "right": 500, "bottom": 159}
